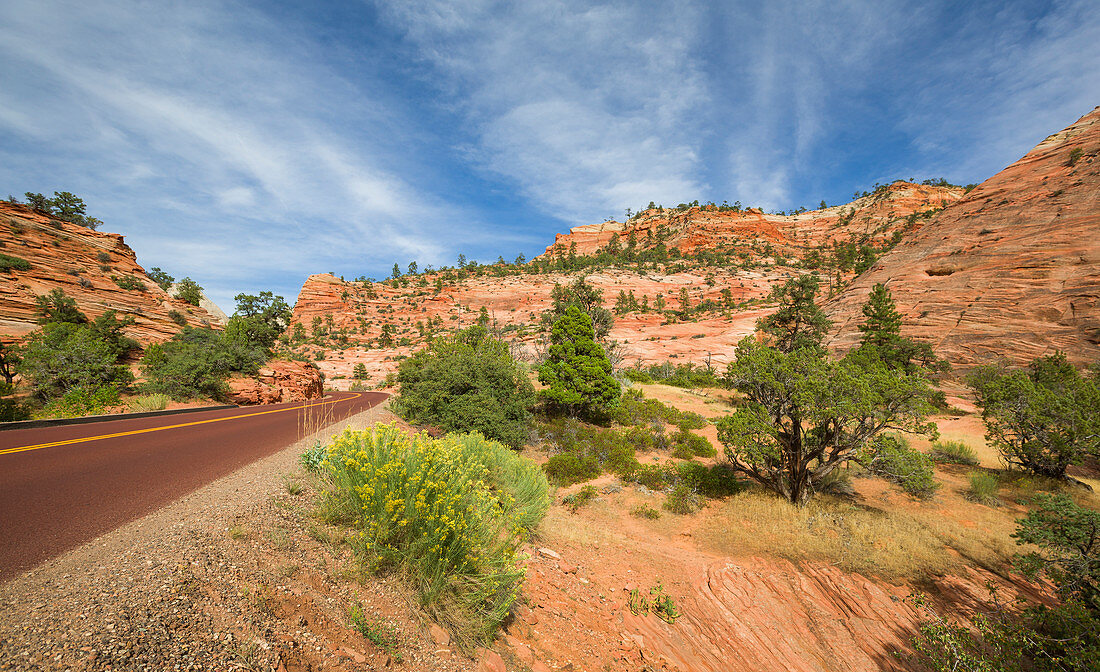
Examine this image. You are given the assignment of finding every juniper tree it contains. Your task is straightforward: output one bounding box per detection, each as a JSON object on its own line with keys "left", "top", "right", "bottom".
{"left": 538, "top": 305, "right": 620, "bottom": 420}
{"left": 756, "top": 274, "right": 831, "bottom": 353}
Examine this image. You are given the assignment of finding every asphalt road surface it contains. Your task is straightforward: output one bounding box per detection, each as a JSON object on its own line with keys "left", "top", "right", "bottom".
{"left": 0, "top": 391, "right": 387, "bottom": 582}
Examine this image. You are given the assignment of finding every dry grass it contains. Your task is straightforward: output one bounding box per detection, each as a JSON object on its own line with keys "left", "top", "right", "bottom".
{"left": 695, "top": 487, "right": 1020, "bottom": 581}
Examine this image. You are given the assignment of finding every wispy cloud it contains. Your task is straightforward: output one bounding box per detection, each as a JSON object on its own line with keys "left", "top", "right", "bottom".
{"left": 377, "top": 0, "right": 711, "bottom": 222}
{"left": 0, "top": 0, "right": 1095, "bottom": 310}
{"left": 0, "top": 0, "right": 472, "bottom": 307}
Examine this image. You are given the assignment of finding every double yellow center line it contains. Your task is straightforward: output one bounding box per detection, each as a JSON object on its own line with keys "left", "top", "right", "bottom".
{"left": 0, "top": 393, "right": 363, "bottom": 457}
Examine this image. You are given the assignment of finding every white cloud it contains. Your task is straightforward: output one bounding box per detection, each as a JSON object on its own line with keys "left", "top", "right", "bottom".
{"left": 376, "top": 0, "right": 711, "bottom": 221}
{"left": 0, "top": 0, "right": 478, "bottom": 308}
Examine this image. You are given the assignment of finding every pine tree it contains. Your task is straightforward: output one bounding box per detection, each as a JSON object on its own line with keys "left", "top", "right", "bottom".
{"left": 756, "top": 275, "right": 831, "bottom": 353}
{"left": 858, "top": 283, "right": 902, "bottom": 348}
{"left": 538, "top": 305, "right": 620, "bottom": 419}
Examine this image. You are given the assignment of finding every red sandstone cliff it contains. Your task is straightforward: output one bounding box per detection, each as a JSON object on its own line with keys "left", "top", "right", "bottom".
{"left": 541, "top": 182, "right": 964, "bottom": 259}
{"left": 0, "top": 201, "right": 224, "bottom": 344}
{"left": 826, "top": 106, "right": 1100, "bottom": 368}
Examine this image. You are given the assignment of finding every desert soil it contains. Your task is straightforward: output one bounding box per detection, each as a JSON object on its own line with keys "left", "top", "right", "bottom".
{"left": 1, "top": 389, "right": 1073, "bottom": 672}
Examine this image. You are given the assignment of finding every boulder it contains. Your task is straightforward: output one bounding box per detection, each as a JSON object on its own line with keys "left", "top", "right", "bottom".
{"left": 227, "top": 360, "right": 324, "bottom": 405}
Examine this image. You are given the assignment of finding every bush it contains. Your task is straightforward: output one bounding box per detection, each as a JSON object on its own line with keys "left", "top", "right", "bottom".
{"left": 167, "top": 309, "right": 187, "bottom": 326}
{"left": 544, "top": 451, "right": 602, "bottom": 486}
{"left": 19, "top": 323, "right": 133, "bottom": 400}
{"left": 670, "top": 427, "right": 715, "bottom": 458}
{"left": 38, "top": 385, "right": 120, "bottom": 418}
{"left": 562, "top": 485, "right": 598, "bottom": 512}
{"left": 631, "top": 504, "right": 661, "bottom": 519}
{"left": 538, "top": 305, "right": 620, "bottom": 420}
{"left": 111, "top": 275, "right": 146, "bottom": 291}
{"left": 0, "top": 253, "right": 30, "bottom": 273}
{"left": 140, "top": 326, "right": 265, "bottom": 400}
{"left": 319, "top": 425, "right": 549, "bottom": 647}
{"left": 174, "top": 277, "right": 203, "bottom": 306}
{"left": 609, "top": 389, "right": 706, "bottom": 429}
{"left": 126, "top": 393, "right": 170, "bottom": 413}
{"left": 968, "top": 353, "right": 1100, "bottom": 479}
{"left": 663, "top": 482, "right": 701, "bottom": 514}
{"left": 930, "top": 440, "right": 979, "bottom": 465}
{"left": 967, "top": 472, "right": 1000, "bottom": 505}
{"left": 864, "top": 435, "right": 940, "bottom": 499}
{"left": 394, "top": 325, "right": 534, "bottom": 448}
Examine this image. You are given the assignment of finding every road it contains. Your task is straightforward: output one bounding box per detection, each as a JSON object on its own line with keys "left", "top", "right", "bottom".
{"left": 0, "top": 391, "right": 387, "bottom": 582}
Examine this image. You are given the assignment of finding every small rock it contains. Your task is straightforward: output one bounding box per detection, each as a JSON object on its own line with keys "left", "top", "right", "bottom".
{"left": 558, "top": 560, "right": 577, "bottom": 574}
{"left": 476, "top": 648, "right": 506, "bottom": 672}
{"left": 537, "top": 548, "right": 561, "bottom": 560}
{"left": 429, "top": 624, "right": 451, "bottom": 647}
{"left": 342, "top": 646, "right": 366, "bottom": 664}
{"left": 504, "top": 635, "right": 533, "bottom": 664}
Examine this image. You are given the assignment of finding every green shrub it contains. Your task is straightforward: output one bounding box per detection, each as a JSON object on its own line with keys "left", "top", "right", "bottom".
{"left": 37, "top": 385, "right": 120, "bottom": 418}
{"left": 299, "top": 441, "right": 327, "bottom": 473}
{"left": 930, "top": 440, "right": 979, "bottom": 465}
{"left": 0, "top": 253, "right": 30, "bottom": 273}
{"left": 19, "top": 323, "right": 133, "bottom": 400}
{"left": 968, "top": 353, "right": 1100, "bottom": 479}
{"left": 631, "top": 504, "right": 661, "bottom": 519}
{"left": 671, "top": 427, "right": 715, "bottom": 458}
{"left": 175, "top": 277, "right": 203, "bottom": 306}
{"left": 675, "top": 461, "right": 743, "bottom": 498}
{"left": 538, "top": 305, "right": 620, "bottom": 420}
{"left": 140, "top": 326, "right": 265, "bottom": 400}
{"left": 319, "top": 425, "right": 549, "bottom": 647}
{"left": 663, "top": 482, "right": 701, "bottom": 514}
{"left": 127, "top": 393, "right": 170, "bottom": 413}
{"left": 864, "top": 435, "right": 940, "bottom": 499}
{"left": 562, "top": 485, "right": 598, "bottom": 512}
{"left": 626, "top": 362, "right": 720, "bottom": 388}
{"left": 610, "top": 389, "right": 706, "bottom": 429}
{"left": 544, "top": 451, "right": 601, "bottom": 486}
{"left": 167, "top": 309, "right": 187, "bottom": 326}
{"left": 348, "top": 604, "right": 401, "bottom": 659}
{"left": 394, "top": 325, "right": 534, "bottom": 448}
{"left": 967, "top": 472, "right": 1000, "bottom": 506}
{"left": 112, "top": 275, "right": 146, "bottom": 291}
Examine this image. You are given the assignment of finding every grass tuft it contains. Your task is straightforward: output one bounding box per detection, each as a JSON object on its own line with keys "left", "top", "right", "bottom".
{"left": 930, "top": 440, "right": 979, "bottom": 466}
{"left": 127, "top": 393, "right": 171, "bottom": 413}
{"left": 966, "top": 472, "right": 1000, "bottom": 506}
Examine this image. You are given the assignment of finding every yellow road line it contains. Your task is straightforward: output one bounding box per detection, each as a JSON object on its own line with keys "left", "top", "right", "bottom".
{"left": 0, "top": 393, "right": 364, "bottom": 457}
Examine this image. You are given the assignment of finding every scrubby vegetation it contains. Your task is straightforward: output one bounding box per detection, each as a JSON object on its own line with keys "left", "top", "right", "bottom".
{"left": 18, "top": 191, "right": 103, "bottom": 230}
{"left": 538, "top": 305, "right": 620, "bottom": 421}
{"left": 969, "top": 352, "right": 1100, "bottom": 480}
{"left": 311, "top": 424, "right": 549, "bottom": 647}
{"left": 915, "top": 494, "right": 1100, "bottom": 671}
{"left": 394, "top": 325, "right": 534, "bottom": 448}
{"left": 717, "top": 278, "right": 939, "bottom": 503}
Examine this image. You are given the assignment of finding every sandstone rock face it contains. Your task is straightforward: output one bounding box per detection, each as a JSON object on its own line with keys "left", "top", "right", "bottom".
{"left": 226, "top": 360, "right": 324, "bottom": 405}
{"left": 826, "top": 106, "right": 1100, "bottom": 369}
{"left": 289, "top": 184, "right": 957, "bottom": 389}
{"left": 541, "top": 182, "right": 964, "bottom": 259}
{"left": 0, "top": 202, "right": 225, "bottom": 343}
{"left": 624, "top": 557, "right": 998, "bottom": 672}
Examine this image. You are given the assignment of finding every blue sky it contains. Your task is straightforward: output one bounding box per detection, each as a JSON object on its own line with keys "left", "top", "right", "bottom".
{"left": 1, "top": 0, "right": 1097, "bottom": 311}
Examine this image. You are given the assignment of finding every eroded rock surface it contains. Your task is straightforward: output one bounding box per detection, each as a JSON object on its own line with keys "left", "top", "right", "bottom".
{"left": 826, "top": 107, "right": 1100, "bottom": 368}
{"left": 227, "top": 360, "right": 324, "bottom": 405}
{"left": 0, "top": 202, "right": 225, "bottom": 343}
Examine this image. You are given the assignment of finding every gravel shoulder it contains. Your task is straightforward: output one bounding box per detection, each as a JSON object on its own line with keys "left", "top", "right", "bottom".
{"left": 0, "top": 401, "right": 474, "bottom": 672}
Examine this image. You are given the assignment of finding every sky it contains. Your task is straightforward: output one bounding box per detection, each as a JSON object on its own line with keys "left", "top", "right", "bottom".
{"left": 1, "top": 0, "right": 1097, "bottom": 312}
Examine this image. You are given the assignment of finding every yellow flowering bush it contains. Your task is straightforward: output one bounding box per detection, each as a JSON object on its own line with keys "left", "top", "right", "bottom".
{"left": 319, "top": 423, "right": 549, "bottom": 646}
